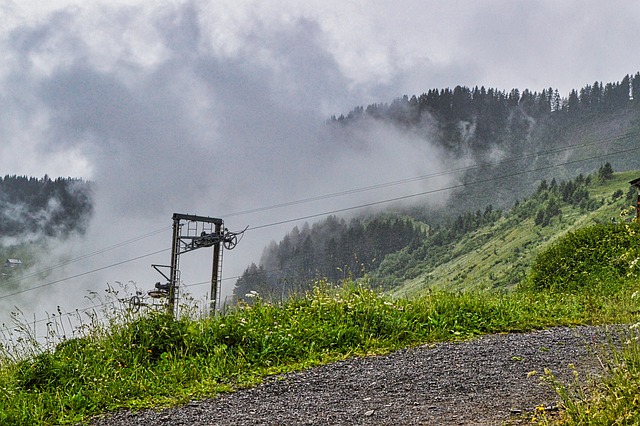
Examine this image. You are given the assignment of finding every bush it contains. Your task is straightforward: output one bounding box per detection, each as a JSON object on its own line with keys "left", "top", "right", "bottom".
{"left": 525, "top": 223, "right": 640, "bottom": 292}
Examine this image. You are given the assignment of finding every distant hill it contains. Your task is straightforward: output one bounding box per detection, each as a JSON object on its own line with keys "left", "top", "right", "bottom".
{"left": 233, "top": 72, "right": 640, "bottom": 300}
{"left": 332, "top": 72, "right": 640, "bottom": 214}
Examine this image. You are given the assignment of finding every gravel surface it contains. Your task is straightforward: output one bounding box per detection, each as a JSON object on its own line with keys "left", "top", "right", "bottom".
{"left": 90, "top": 325, "right": 620, "bottom": 426}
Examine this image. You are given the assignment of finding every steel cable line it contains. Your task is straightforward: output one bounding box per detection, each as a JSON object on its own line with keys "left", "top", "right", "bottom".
{"left": 3, "top": 129, "right": 635, "bottom": 289}
{"left": 0, "top": 226, "right": 172, "bottom": 289}
{"left": 1, "top": 130, "right": 637, "bottom": 302}
{"left": 0, "top": 248, "right": 169, "bottom": 301}
{"left": 221, "top": 130, "right": 639, "bottom": 219}
{"left": 186, "top": 139, "right": 640, "bottom": 286}
{"left": 248, "top": 142, "right": 640, "bottom": 231}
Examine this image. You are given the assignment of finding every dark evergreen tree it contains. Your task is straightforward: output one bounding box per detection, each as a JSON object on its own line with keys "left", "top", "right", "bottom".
{"left": 0, "top": 175, "right": 92, "bottom": 239}
{"left": 598, "top": 162, "right": 614, "bottom": 180}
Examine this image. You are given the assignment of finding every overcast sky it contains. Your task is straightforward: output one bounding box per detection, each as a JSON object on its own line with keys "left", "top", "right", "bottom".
{"left": 2, "top": 0, "right": 640, "bottom": 320}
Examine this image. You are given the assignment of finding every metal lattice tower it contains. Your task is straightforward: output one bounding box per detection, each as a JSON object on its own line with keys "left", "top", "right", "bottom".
{"left": 150, "top": 213, "right": 242, "bottom": 318}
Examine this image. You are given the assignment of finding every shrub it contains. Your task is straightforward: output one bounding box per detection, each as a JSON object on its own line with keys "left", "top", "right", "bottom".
{"left": 525, "top": 223, "right": 640, "bottom": 292}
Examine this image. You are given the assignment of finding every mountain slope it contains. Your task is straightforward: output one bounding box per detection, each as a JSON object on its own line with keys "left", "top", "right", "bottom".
{"left": 233, "top": 72, "right": 640, "bottom": 300}
{"left": 389, "top": 170, "right": 638, "bottom": 297}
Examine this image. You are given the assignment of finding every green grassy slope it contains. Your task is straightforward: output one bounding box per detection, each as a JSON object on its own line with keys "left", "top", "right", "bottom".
{"left": 2, "top": 178, "right": 640, "bottom": 424}
{"left": 390, "top": 170, "right": 640, "bottom": 297}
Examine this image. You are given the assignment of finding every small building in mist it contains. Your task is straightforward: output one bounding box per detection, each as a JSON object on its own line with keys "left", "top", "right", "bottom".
{"left": 4, "top": 258, "right": 23, "bottom": 268}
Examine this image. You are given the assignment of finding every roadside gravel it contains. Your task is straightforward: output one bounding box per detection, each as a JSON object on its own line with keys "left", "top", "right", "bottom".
{"left": 91, "top": 325, "right": 620, "bottom": 426}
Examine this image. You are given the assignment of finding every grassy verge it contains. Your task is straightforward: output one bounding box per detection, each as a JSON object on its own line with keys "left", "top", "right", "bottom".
{"left": 2, "top": 222, "right": 640, "bottom": 425}
{"left": 538, "top": 321, "right": 640, "bottom": 425}
{"left": 0, "top": 277, "right": 639, "bottom": 425}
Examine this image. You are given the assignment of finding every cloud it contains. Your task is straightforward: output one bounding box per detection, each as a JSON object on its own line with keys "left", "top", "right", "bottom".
{"left": 2, "top": 0, "right": 640, "bottom": 322}
{"left": 0, "top": 1, "right": 468, "bottom": 321}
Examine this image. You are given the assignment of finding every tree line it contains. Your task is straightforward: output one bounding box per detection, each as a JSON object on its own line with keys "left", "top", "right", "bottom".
{"left": 233, "top": 215, "right": 426, "bottom": 301}
{"left": 0, "top": 175, "right": 93, "bottom": 239}
{"left": 331, "top": 73, "right": 640, "bottom": 168}
{"left": 333, "top": 73, "right": 640, "bottom": 126}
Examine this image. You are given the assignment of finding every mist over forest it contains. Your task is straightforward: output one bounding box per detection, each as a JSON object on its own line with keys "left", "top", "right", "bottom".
{"left": 2, "top": 72, "right": 640, "bottom": 305}
{"left": 233, "top": 73, "right": 640, "bottom": 300}
{"left": 0, "top": 175, "right": 92, "bottom": 242}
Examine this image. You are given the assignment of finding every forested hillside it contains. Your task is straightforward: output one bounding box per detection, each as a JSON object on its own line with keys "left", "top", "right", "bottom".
{"left": 234, "top": 216, "right": 426, "bottom": 299}
{"left": 0, "top": 175, "right": 93, "bottom": 241}
{"left": 233, "top": 72, "right": 640, "bottom": 301}
{"left": 384, "top": 167, "right": 636, "bottom": 295}
{"left": 334, "top": 73, "right": 640, "bottom": 213}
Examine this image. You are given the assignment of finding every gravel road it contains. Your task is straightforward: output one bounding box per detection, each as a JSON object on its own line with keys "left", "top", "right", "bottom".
{"left": 91, "top": 325, "right": 619, "bottom": 426}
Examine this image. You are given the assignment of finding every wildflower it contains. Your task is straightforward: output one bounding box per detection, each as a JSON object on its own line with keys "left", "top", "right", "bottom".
{"left": 245, "top": 290, "right": 259, "bottom": 298}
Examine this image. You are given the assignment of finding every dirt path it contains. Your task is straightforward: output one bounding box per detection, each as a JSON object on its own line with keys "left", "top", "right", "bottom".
{"left": 91, "top": 325, "right": 618, "bottom": 425}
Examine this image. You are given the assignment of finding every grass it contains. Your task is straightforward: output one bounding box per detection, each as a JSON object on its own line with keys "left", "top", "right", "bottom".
{"left": 537, "top": 322, "right": 640, "bottom": 425}
{"left": 0, "top": 275, "right": 640, "bottom": 425}
{"left": 392, "top": 170, "right": 640, "bottom": 297}
{"left": 2, "top": 221, "right": 640, "bottom": 424}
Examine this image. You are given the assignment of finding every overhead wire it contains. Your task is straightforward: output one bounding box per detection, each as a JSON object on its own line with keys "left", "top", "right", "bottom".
{"left": 0, "top": 226, "right": 172, "bottom": 289}
{"left": 4, "top": 131, "right": 639, "bottom": 329}
{"left": 102, "top": 136, "right": 640, "bottom": 292}
{"left": 0, "top": 248, "right": 169, "bottom": 301}
{"left": 220, "top": 130, "right": 639, "bottom": 219}
{"left": 1, "top": 129, "right": 638, "bottom": 303}
{"left": 4, "top": 129, "right": 636, "bottom": 287}
{"left": 248, "top": 140, "right": 640, "bottom": 231}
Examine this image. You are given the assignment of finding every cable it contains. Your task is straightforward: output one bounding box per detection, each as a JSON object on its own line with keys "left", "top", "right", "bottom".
{"left": 247, "top": 143, "right": 640, "bottom": 231}
{"left": 1, "top": 226, "right": 172, "bottom": 289}
{"left": 186, "top": 141, "right": 640, "bottom": 286}
{"left": 2, "top": 130, "right": 635, "bottom": 290}
{"left": 221, "top": 130, "right": 638, "bottom": 219}
{"left": 1, "top": 130, "right": 637, "bottom": 301}
{"left": 0, "top": 248, "right": 169, "bottom": 301}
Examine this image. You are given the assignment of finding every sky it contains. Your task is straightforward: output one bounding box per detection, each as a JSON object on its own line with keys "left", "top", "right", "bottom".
{"left": 1, "top": 0, "right": 640, "bottom": 326}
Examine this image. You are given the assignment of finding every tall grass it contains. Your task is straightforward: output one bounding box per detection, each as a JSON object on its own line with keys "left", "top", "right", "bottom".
{"left": 537, "top": 322, "right": 640, "bottom": 425}
{"left": 1, "top": 223, "right": 640, "bottom": 424}
{"left": 0, "top": 276, "right": 639, "bottom": 425}
{"left": 524, "top": 221, "right": 640, "bottom": 425}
